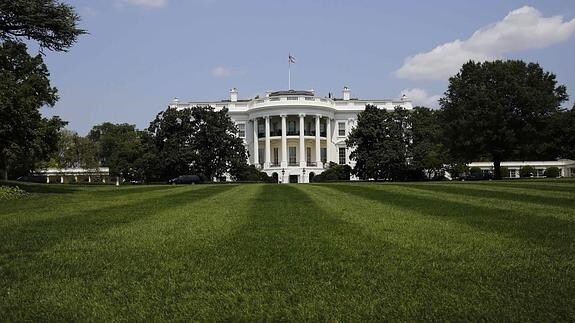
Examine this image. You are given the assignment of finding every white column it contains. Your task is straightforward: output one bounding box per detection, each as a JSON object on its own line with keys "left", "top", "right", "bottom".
{"left": 315, "top": 115, "right": 322, "bottom": 168}
{"left": 46, "top": 175, "right": 50, "bottom": 184}
{"left": 281, "top": 114, "right": 287, "bottom": 168}
{"left": 74, "top": 175, "right": 78, "bottom": 182}
{"left": 264, "top": 116, "right": 270, "bottom": 168}
{"left": 88, "top": 175, "right": 91, "bottom": 183}
{"left": 116, "top": 176, "right": 120, "bottom": 186}
{"left": 299, "top": 113, "right": 306, "bottom": 167}
{"left": 253, "top": 118, "right": 259, "bottom": 167}
{"left": 60, "top": 176, "right": 64, "bottom": 184}
{"left": 326, "top": 117, "right": 331, "bottom": 164}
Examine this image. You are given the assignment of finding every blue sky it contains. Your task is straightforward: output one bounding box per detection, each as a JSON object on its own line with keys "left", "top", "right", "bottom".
{"left": 39, "top": 0, "right": 575, "bottom": 134}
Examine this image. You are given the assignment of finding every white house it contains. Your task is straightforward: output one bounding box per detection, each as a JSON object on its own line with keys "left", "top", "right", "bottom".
{"left": 170, "top": 87, "right": 413, "bottom": 183}
{"left": 468, "top": 159, "right": 575, "bottom": 178}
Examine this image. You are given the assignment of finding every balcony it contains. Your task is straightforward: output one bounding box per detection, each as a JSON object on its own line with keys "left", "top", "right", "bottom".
{"left": 257, "top": 130, "right": 327, "bottom": 138}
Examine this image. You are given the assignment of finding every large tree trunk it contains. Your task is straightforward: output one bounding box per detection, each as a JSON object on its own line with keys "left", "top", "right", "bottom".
{"left": 493, "top": 158, "right": 501, "bottom": 180}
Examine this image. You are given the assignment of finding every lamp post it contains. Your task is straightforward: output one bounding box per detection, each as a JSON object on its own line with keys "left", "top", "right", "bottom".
{"left": 281, "top": 168, "right": 285, "bottom": 184}
{"left": 302, "top": 168, "right": 306, "bottom": 183}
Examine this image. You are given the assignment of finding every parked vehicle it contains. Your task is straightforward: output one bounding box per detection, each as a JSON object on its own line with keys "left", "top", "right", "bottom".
{"left": 168, "top": 175, "right": 201, "bottom": 184}
{"left": 460, "top": 172, "right": 493, "bottom": 181}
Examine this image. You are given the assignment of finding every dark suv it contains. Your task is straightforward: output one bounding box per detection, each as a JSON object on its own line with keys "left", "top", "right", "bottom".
{"left": 168, "top": 175, "right": 201, "bottom": 184}
{"left": 460, "top": 172, "right": 493, "bottom": 181}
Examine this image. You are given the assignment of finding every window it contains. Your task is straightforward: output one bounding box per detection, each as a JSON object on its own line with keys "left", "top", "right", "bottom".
{"left": 272, "top": 122, "right": 279, "bottom": 136}
{"left": 258, "top": 149, "right": 264, "bottom": 165}
{"left": 258, "top": 122, "right": 265, "bottom": 136}
{"left": 339, "top": 148, "right": 346, "bottom": 165}
{"left": 321, "top": 148, "right": 327, "bottom": 163}
{"left": 288, "top": 121, "right": 296, "bottom": 134}
{"left": 237, "top": 123, "right": 245, "bottom": 138}
{"left": 306, "top": 147, "right": 311, "bottom": 163}
{"left": 289, "top": 147, "right": 297, "bottom": 165}
{"left": 338, "top": 122, "right": 346, "bottom": 136}
{"left": 273, "top": 148, "right": 279, "bottom": 165}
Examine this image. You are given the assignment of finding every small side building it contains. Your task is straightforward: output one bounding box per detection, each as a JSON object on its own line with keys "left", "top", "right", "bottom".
{"left": 468, "top": 159, "right": 575, "bottom": 178}
{"left": 34, "top": 167, "right": 111, "bottom": 183}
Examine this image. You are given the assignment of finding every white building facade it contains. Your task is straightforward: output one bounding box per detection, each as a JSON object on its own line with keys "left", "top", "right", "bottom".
{"left": 170, "top": 87, "right": 413, "bottom": 183}
{"left": 468, "top": 159, "right": 575, "bottom": 178}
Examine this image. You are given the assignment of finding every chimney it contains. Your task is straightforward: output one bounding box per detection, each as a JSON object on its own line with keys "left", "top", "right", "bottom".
{"left": 230, "top": 87, "right": 238, "bottom": 102}
{"left": 343, "top": 86, "right": 350, "bottom": 101}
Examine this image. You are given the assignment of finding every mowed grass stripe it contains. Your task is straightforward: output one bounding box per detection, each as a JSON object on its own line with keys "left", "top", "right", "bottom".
{"left": 0, "top": 184, "right": 242, "bottom": 321}
{"left": 162, "top": 184, "right": 401, "bottom": 321}
{"left": 0, "top": 181, "right": 574, "bottom": 321}
{"left": 311, "top": 183, "right": 574, "bottom": 321}
{"left": 330, "top": 183, "right": 574, "bottom": 249}
{"left": 398, "top": 183, "right": 575, "bottom": 220}
{"left": 0, "top": 184, "right": 186, "bottom": 225}
{"left": 473, "top": 179, "right": 575, "bottom": 193}
{"left": 449, "top": 182, "right": 575, "bottom": 200}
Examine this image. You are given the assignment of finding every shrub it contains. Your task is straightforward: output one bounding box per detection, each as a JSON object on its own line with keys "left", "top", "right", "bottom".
{"left": 0, "top": 186, "right": 29, "bottom": 200}
{"left": 313, "top": 163, "right": 351, "bottom": 182}
{"left": 234, "top": 165, "right": 276, "bottom": 183}
{"left": 500, "top": 166, "right": 509, "bottom": 178}
{"left": 544, "top": 167, "right": 560, "bottom": 178}
{"left": 520, "top": 166, "right": 535, "bottom": 178}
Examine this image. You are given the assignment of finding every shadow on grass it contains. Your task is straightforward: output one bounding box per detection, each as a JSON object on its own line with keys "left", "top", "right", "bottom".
{"left": 472, "top": 181, "right": 575, "bottom": 194}
{"left": 0, "top": 181, "right": 79, "bottom": 194}
{"left": 0, "top": 185, "right": 236, "bottom": 257}
{"left": 403, "top": 183, "right": 575, "bottom": 209}
{"left": 181, "top": 184, "right": 399, "bottom": 321}
{"left": 326, "top": 184, "right": 574, "bottom": 251}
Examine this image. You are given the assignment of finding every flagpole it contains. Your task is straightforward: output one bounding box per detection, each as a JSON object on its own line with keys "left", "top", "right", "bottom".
{"left": 288, "top": 58, "right": 291, "bottom": 90}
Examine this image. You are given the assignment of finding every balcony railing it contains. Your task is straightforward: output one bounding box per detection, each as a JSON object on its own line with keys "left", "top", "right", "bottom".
{"left": 306, "top": 161, "right": 317, "bottom": 167}
{"left": 257, "top": 130, "right": 327, "bottom": 138}
{"left": 288, "top": 162, "right": 298, "bottom": 166}
{"left": 270, "top": 162, "right": 280, "bottom": 167}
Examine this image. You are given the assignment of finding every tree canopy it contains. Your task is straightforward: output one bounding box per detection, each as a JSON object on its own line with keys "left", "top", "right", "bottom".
{"left": 0, "top": 0, "right": 86, "bottom": 52}
{"left": 148, "top": 106, "right": 248, "bottom": 181}
{"left": 440, "top": 60, "right": 568, "bottom": 179}
{"left": 0, "top": 41, "right": 66, "bottom": 179}
{"left": 88, "top": 123, "right": 144, "bottom": 180}
{"left": 347, "top": 105, "right": 412, "bottom": 181}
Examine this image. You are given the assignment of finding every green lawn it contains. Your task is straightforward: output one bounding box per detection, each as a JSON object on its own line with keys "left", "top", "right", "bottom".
{"left": 0, "top": 180, "right": 574, "bottom": 321}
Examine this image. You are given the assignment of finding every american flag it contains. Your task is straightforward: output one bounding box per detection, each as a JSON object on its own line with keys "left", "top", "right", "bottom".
{"left": 288, "top": 54, "right": 296, "bottom": 64}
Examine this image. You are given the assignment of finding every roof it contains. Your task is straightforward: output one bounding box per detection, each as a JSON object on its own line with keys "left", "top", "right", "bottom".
{"left": 268, "top": 90, "right": 314, "bottom": 97}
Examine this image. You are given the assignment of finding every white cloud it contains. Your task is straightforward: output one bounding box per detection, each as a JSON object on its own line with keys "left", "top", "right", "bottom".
{"left": 211, "top": 66, "right": 232, "bottom": 78}
{"left": 120, "top": 0, "right": 168, "bottom": 8}
{"left": 396, "top": 6, "right": 575, "bottom": 80}
{"left": 400, "top": 88, "right": 441, "bottom": 108}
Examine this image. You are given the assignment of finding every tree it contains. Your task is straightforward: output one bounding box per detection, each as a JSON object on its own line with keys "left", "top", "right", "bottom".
{"left": 41, "top": 129, "right": 98, "bottom": 169}
{"left": 0, "top": 1, "right": 84, "bottom": 178}
{"left": 347, "top": 105, "right": 411, "bottom": 181}
{"left": 549, "top": 105, "right": 575, "bottom": 160}
{"left": 440, "top": 60, "right": 568, "bottom": 179}
{"left": 148, "top": 106, "right": 248, "bottom": 181}
{"left": 0, "top": 41, "right": 66, "bottom": 179}
{"left": 0, "top": 0, "right": 86, "bottom": 52}
{"left": 409, "top": 107, "right": 448, "bottom": 179}
{"left": 88, "top": 123, "right": 144, "bottom": 181}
